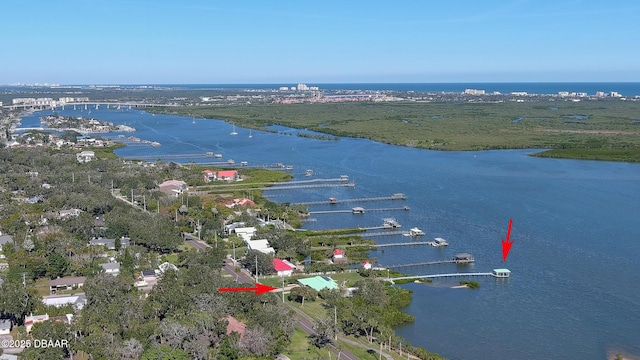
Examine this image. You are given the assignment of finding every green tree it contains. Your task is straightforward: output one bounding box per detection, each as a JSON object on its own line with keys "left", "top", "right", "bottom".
{"left": 0, "top": 280, "right": 41, "bottom": 325}
{"left": 21, "top": 320, "right": 71, "bottom": 360}
{"left": 141, "top": 344, "right": 190, "bottom": 360}
{"left": 46, "top": 252, "right": 70, "bottom": 279}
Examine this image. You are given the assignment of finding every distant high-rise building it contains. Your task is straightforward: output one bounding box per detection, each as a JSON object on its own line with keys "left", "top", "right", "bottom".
{"left": 464, "top": 89, "right": 485, "bottom": 95}
{"left": 297, "top": 83, "right": 309, "bottom": 91}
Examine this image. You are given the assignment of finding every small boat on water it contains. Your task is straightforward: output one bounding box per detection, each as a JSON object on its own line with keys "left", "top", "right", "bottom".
{"left": 329, "top": 197, "right": 338, "bottom": 204}
{"left": 431, "top": 237, "right": 449, "bottom": 247}
{"left": 383, "top": 218, "right": 402, "bottom": 228}
{"left": 214, "top": 154, "right": 223, "bottom": 158}
{"left": 230, "top": 124, "right": 238, "bottom": 135}
{"left": 305, "top": 169, "right": 314, "bottom": 176}
{"left": 405, "top": 227, "right": 424, "bottom": 236}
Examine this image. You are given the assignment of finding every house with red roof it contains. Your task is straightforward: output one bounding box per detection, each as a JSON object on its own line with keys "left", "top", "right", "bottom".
{"left": 361, "top": 260, "right": 372, "bottom": 270}
{"left": 273, "top": 258, "right": 296, "bottom": 277}
{"left": 216, "top": 170, "right": 239, "bottom": 182}
{"left": 332, "top": 248, "right": 348, "bottom": 263}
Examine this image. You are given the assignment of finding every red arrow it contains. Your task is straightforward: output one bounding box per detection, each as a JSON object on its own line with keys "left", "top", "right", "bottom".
{"left": 218, "top": 283, "right": 277, "bottom": 295}
{"left": 502, "top": 219, "right": 513, "bottom": 262}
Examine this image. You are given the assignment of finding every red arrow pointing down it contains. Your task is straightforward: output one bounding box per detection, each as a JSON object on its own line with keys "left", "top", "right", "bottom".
{"left": 502, "top": 219, "right": 513, "bottom": 262}
{"left": 218, "top": 283, "right": 277, "bottom": 295}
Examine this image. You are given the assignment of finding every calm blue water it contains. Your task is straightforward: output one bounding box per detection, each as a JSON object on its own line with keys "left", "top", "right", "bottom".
{"left": 20, "top": 108, "right": 640, "bottom": 360}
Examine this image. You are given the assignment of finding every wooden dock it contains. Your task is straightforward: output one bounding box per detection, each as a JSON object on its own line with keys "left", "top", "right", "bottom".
{"left": 386, "top": 259, "right": 474, "bottom": 269}
{"left": 308, "top": 206, "right": 409, "bottom": 215}
{"left": 388, "top": 272, "right": 494, "bottom": 283}
{"left": 372, "top": 241, "right": 435, "bottom": 247}
{"left": 293, "top": 194, "right": 407, "bottom": 206}
{"left": 124, "top": 152, "right": 215, "bottom": 160}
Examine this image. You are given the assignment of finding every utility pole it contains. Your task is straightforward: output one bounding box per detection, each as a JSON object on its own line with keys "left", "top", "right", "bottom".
{"left": 72, "top": 172, "right": 74, "bottom": 183}
{"left": 255, "top": 255, "right": 258, "bottom": 282}
{"left": 379, "top": 341, "right": 382, "bottom": 360}
{"left": 143, "top": 195, "right": 146, "bottom": 211}
{"left": 131, "top": 189, "right": 134, "bottom": 204}
{"left": 334, "top": 305, "right": 338, "bottom": 341}
{"left": 282, "top": 276, "right": 285, "bottom": 303}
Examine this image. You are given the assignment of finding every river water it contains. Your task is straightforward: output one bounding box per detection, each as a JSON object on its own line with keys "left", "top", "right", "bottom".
{"left": 20, "top": 108, "right": 640, "bottom": 360}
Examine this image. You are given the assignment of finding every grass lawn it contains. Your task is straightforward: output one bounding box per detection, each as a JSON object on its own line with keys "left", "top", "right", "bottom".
{"left": 282, "top": 328, "right": 326, "bottom": 360}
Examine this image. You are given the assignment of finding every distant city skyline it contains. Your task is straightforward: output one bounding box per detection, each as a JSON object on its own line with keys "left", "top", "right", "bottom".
{"left": 2, "top": 0, "right": 640, "bottom": 85}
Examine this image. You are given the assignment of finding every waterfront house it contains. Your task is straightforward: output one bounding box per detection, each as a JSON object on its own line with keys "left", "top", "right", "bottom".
{"left": 202, "top": 169, "right": 215, "bottom": 182}
{"left": 361, "top": 260, "right": 373, "bottom": 270}
{"left": 215, "top": 170, "right": 240, "bottom": 182}
{"left": 298, "top": 276, "right": 339, "bottom": 292}
{"left": 273, "top": 258, "right": 296, "bottom": 277}
{"left": 332, "top": 249, "right": 348, "bottom": 263}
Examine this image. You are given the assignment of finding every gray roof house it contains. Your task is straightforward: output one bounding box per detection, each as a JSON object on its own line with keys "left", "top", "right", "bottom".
{"left": 100, "top": 262, "right": 120, "bottom": 276}
{"left": 0, "top": 235, "right": 13, "bottom": 251}
{"left": 0, "top": 319, "right": 11, "bottom": 335}
{"left": 49, "top": 276, "right": 87, "bottom": 294}
{"left": 89, "top": 237, "right": 130, "bottom": 250}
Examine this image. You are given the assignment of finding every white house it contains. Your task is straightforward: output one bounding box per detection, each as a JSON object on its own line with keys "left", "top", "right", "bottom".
{"left": 234, "top": 227, "right": 257, "bottom": 242}
{"left": 247, "top": 239, "right": 275, "bottom": 254}
{"left": 42, "top": 294, "right": 87, "bottom": 310}
{"left": 76, "top": 150, "right": 96, "bottom": 163}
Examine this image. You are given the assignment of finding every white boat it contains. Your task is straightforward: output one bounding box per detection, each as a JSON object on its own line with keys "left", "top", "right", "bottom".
{"left": 432, "top": 237, "right": 449, "bottom": 247}
{"left": 305, "top": 169, "right": 314, "bottom": 176}
{"left": 408, "top": 227, "right": 425, "bottom": 236}
{"left": 214, "top": 153, "right": 223, "bottom": 158}
{"left": 249, "top": 129, "right": 253, "bottom": 138}
{"left": 230, "top": 124, "right": 238, "bottom": 135}
{"left": 383, "top": 218, "right": 401, "bottom": 228}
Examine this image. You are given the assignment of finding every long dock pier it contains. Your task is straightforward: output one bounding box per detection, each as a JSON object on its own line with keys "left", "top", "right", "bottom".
{"left": 189, "top": 182, "right": 355, "bottom": 195}
{"left": 309, "top": 206, "right": 409, "bottom": 215}
{"left": 373, "top": 241, "right": 435, "bottom": 247}
{"left": 293, "top": 194, "right": 407, "bottom": 206}
{"left": 388, "top": 272, "right": 494, "bottom": 283}
{"left": 386, "top": 259, "right": 474, "bottom": 269}
{"left": 123, "top": 152, "right": 215, "bottom": 160}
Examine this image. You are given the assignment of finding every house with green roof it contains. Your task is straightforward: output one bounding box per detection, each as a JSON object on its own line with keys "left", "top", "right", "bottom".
{"left": 298, "top": 276, "right": 338, "bottom": 292}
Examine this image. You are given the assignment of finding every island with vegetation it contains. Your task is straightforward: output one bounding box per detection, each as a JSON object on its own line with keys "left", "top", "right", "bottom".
{"left": 152, "top": 100, "right": 640, "bottom": 162}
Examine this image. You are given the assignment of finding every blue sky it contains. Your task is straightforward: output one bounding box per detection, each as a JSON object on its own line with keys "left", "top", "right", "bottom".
{"left": 2, "top": 0, "right": 640, "bottom": 84}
